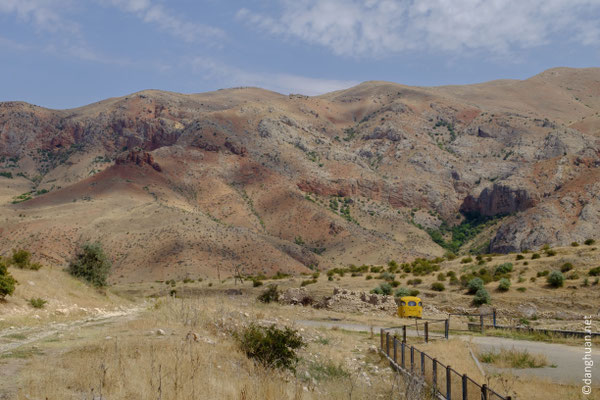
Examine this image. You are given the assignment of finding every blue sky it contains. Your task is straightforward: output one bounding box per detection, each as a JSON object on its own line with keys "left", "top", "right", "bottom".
{"left": 1, "top": 0, "right": 599, "bottom": 109}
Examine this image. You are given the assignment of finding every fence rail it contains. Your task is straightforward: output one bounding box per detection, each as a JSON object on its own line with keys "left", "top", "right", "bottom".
{"left": 380, "top": 328, "right": 511, "bottom": 400}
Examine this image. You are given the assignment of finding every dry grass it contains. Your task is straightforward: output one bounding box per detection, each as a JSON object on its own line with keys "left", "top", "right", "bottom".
{"left": 13, "top": 295, "right": 429, "bottom": 400}
{"left": 477, "top": 347, "right": 548, "bottom": 368}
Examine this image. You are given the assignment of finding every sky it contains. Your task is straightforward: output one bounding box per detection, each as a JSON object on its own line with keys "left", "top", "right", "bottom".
{"left": 1, "top": 0, "right": 599, "bottom": 109}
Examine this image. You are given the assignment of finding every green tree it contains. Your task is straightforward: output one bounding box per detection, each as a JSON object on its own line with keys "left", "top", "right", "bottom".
{"left": 0, "top": 258, "right": 17, "bottom": 299}
{"left": 68, "top": 242, "right": 111, "bottom": 287}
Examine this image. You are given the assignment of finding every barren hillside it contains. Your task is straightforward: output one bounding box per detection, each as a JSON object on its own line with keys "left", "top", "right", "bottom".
{"left": 0, "top": 67, "right": 599, "bottom": 282}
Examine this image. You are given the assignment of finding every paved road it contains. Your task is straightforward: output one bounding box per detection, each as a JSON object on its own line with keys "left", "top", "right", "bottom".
{"left": 295, "top": 319, "right": 600, "bottom": 385}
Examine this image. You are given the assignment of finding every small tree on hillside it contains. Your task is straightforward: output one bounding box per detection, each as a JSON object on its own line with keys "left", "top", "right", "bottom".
{"left": 0, "top": 258, "right": 17, "bottom": 299}
{"left": 68, "top": 242, "right": 111, "bottom": 287}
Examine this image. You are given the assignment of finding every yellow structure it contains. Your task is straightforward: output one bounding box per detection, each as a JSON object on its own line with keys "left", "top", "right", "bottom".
{"left": 397, "top": 296, "right": 422, "bottom": 318}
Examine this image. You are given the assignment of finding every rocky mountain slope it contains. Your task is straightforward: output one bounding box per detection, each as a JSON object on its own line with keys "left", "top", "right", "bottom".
{"left": 0, "top": 67, "right": 598, "bottom": 282}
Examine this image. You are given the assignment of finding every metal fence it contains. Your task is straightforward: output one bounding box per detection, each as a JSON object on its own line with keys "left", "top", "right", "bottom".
{"left": 383, "top": 319, "right": 449, "bottom": 343}
{"left": 380, "top": 329, "right": 511, "bottom": 400}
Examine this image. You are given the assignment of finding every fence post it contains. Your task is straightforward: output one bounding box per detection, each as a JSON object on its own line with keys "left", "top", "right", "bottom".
{"left": 493, "top": 308, "right": 497, "bottom": 328}
{"left": 403, "top": 325, "right": 407, "bottom": 343}
{"left": 393, "top": 337, "right": 397, "bottom": 364}
{"left": 380, "top": 328, "right": 384, "bottom": 350}
{"left": 421, "top": 352, "right": 425, "bottom": 376}
{"left": 462, "top": 374, "right": 467, "bottom": 400}
{"left": 432, "top": 359, "right": 437, "bottom": 393}
{"left": 386, "top": 332, "right": 390, "bottom": 355}
{"left": 410, "top": 346, "right": 415, "bottom": 372}
{"left": 481, "top": 384, "right": 488, "bottom": 400}
{"left": 480, "top": 315, "right": 485, "bottom": 334}
{"left": 446, "top": 365, "right": 452, "bottom": 400}
{"left": 445, "top": 319, "right": 449, "bottom": 339}
{"left": 425, "top": 321, "right": 429, "bottom": 343}
{"left": 401, "top": 341, "right": 405, "bottom": 368}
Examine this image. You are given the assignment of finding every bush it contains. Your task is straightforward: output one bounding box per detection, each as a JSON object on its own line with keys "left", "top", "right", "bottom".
{"left": 445, "top": 252, "right": 457, "bottom": 260}
{"left": 68, "top": 242, "right": 111, "bottom": 287}
{"left": 537, "top": 270, "right": 549, "bottom": 277}
{"left": 258, "top": 284, "right": 279, "bottom": 303}
{"left": 394, "top": 287, "right": 411, "bottom": 298}
{"left": 473, "top": 288, "right": 491, "bottom": 306}
{"left": 0, "top": 259, "right": 17, "bottom": 299}
{"left": 531, "top": 253, "right": 540, "bottom": 259}
{"left": 571, "top": 242, "right": 579, "bottom": 247}
{"left": 497, "top": 278, "right": 511, "bottom": 292}
{"left": 467, "top": 278, "right": 484, "bottom": 294}
{"left": 365, "top": 275, "right": 373, "bottom": 280}
{"left": 371, "top": 283, "right": 392, "bottom": 295}
{"left": 437, "top": 272, "right": 446, "bottom": 281}
{"left": 516, "top": 254, "right": 524, "bottom": 260}
{"left": 252, "top": 279, "right": 263, "bottom": 287}
{"left": 584, "top": 239, "right": 595, "bottom": 246}
{"left": 409, "top": 289, "right": 420, "bottom": 296}
{"left": 29, "top": 298, "right": 47, "bottom": 308}
{"left": 545, "top": 249, "right": 556, "bottom": 256}
{"left": 9, "top": 249, "right": 42, "bottom": 270}
{"left": 300, "top": 279, "right": 317, "bottom": 287}
{"left": 494, "top": 263, "right": 513, "bottom": 275}
{"left": 517, "top": 287, "right": 527, "bottom": 292}
{"left": 407, "top": 278, "right": 422, "bottom": 286}
{"left": 547, "top": 271, "right": 564, "bottom": 288}
{"left": 560, "top": 263, "right": 574, "bottom": 273}
{"left": 236, "top": 323, "right": 305, "bottom": 371}
{"left": 431, "top": 282, "right": 445, "bottom": 291}
{"left": 588, "top": 267, "right": 600, "bottom": 276}
{"left": 461, "top": 257, "right": 473, "bottom": 264}
{"left": 378, "top": 272, "right": 395, "bottom": 281}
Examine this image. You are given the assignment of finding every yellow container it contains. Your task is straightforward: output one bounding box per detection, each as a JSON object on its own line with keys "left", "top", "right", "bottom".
{"left": 397, "top": 296, "right": 422, "bottom": 318}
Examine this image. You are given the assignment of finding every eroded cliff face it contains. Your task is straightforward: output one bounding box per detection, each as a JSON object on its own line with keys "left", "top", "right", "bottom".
{"left": 1, "top": 69, "right": 600, "bottom": 279}
{"left": 460, "top": 184, "right": 537, "bottom": 217}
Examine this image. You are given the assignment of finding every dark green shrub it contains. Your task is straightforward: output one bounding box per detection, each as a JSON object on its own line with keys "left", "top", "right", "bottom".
{"left": 560, "top": 263, "right": 574, "bottom": 273}
{"left": 467, "top": 278, "right": 484, "bottom": 294}
{"left": 252, "top": 279, "right": 263, "bottom": 287}
{"left": 68, "top": 243, "right": 111, "bottom": 287}
{"left": 409, "top": 289, "right": 420, "bottom": 296}
{"left": 378, "top": 272, "right": 395, "bottom": 281}
{"left": 390, "top": 280, "right": 400, "bottom": 287}
{"left": 584, "top": 239, "right": 595, "bottom": 246}
{"left": 531, "top": 253, "right": 540, "bottom": 259}
{"left": 371, "top": 283, "right": 392, "bottom": 295}
{"left": 237, "top": 324, "right": 305, "bottom": 371}
{"left": 29, "top": 298, "right": 47, "bottom": 308}
{"left": 547, "top": 271, "right": 564, "bottom": 288}
{"left": 365, "top": 275, "right": 373, "bottom": 280}
{"left": 300, "top": 279, "right": 317, "bottom": 287}
{"left": 437, "top": 273, "right": 446, "bottom": 281}
{"left": 516, "top": 287, "right": 527, "bottom": 292}
{"left": 571, "top": 242, "right": 579, "bottom": 247}
{"left": 516, "top": 254, "right": 524, "bottom": 260}
{"left": 394, "top": 287, "right": 411, "bottom": 298}
{"left": 545, "top": 249, "right": 556, "bottom": 256}
{"left": 588, "top": 267, "right": 600, "bottom": 276}
{"left": 537, "top": 270, "right": 549, "bottom": 277}
{"left": 497, "top": 278, "right": 511, "bottom": 292}
{"left": 461, "top": 257, "right": 473, "bottom": 264}
{"left": 0, "top": 259, "right": 16, "bottom": 299}
{"left": 407, "top": 278, "right": 422, "bottom": 286}
{"left": 445, "top": 252, "right": 457, "bottom": 260}
{"left": 258, "top": 284, "right": 279, "bottom": 303}
{"left": 494, "top": 263, "right": 513, "bottom": 276}
{"left": 473, "top": 288, "right": 491, "bottom": 306}
{"left": 431, "top": 282, "right": 445, "bottom": 291}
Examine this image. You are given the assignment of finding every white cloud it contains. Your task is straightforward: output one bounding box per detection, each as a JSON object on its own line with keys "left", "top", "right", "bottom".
{"left": 0, "top": 0, "right": 79, "bottom": 33}
{"left": 102, "top": 0, "right": 225, "bottom": 43}
{"left": 192, "top": 58, "right": 358, "bottom": 95}
{"left": 237, "top": 0, "right": 600, "bottom": 57}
